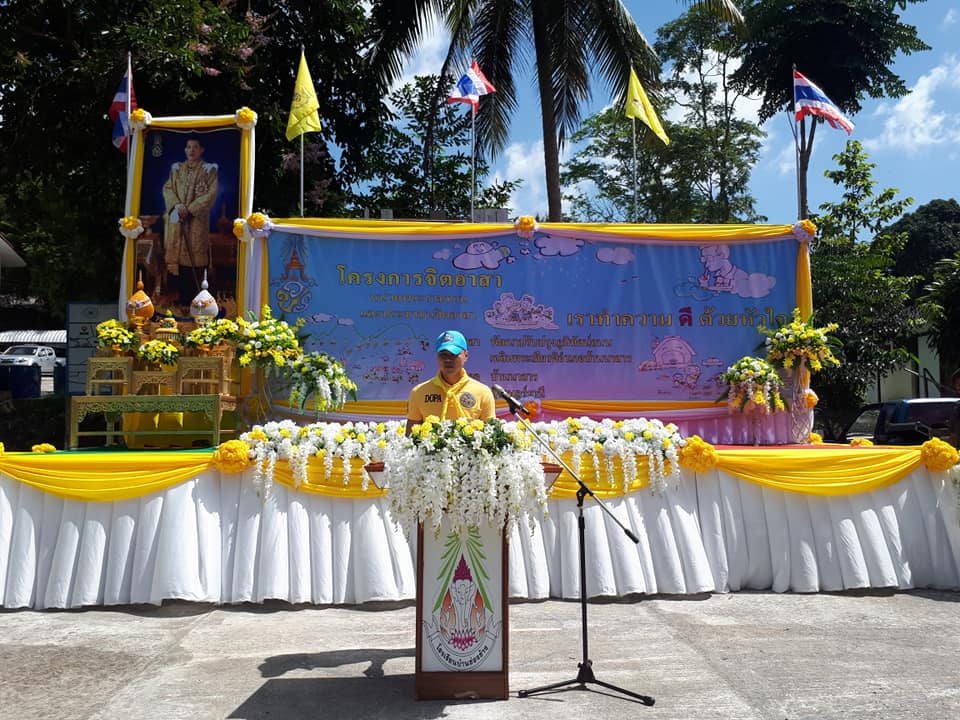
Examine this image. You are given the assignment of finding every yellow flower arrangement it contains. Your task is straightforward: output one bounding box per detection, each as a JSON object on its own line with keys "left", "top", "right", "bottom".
{"left": 96, "top": 319, "right": 137, "bottom": 351}
{"left": 720, "top": 356, "right": 785, "bottom": 414}
{"left": 136, "top": 339, "right": 180, "bottom": 366}
{"left": 808, "top": 432, "right": 824, "bottom": 444}
{"left": 678, "top": 435, "right": 718, "bottom": 473}
{"left": 232, "top": 218, "right": 247, "bottom": 240}
{"left": 235, "top": 305, "right": 303, "bottom": 369}
{"left": 211, "top": 440, "right": 252, "bottom": 474}
{"left": 762, "top": 308, "right": 841, "bottom": 372}
{"left": 235, "top": 106, "right": 257, "bottom": 129}
{"left": 920, "top": 437, "right": 959, "bottom": 472}
{"left": 247, "top": 212, "right": 269, "bottom": 230}
{"left": 32, "top": 443, "right": 56, "bottom": 453}
{"left": 850, "top": 437, "right": 874, "bottom": 447}
{"left": 184, "top": 318, "right": 239, "bottom": 348}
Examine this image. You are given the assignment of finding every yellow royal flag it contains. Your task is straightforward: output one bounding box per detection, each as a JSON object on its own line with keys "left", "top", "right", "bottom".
{"left": 626, "top": 67, "right": 670, "bottom": 145}
{"left": 286, "top": 51, "right": 322, "bottom": 141}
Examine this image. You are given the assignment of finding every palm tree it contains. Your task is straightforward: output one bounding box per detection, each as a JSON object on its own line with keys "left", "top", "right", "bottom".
{"left": 367, "top": 1, "right": 741, "bottom": 221}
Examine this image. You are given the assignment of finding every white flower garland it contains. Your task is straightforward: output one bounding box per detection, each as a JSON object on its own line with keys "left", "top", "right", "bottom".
{"left": 238, "top": 417, "right": 686, "bottom": 504}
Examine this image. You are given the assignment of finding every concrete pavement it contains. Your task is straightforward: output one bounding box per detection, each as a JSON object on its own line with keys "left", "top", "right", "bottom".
{"left": 2, "top": 590, "right": 959, "bottom": 719}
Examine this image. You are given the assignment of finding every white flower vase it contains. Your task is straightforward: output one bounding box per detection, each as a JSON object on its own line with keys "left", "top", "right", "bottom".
{"left": 788, "top": 361, "right": 813, "bottom": 445}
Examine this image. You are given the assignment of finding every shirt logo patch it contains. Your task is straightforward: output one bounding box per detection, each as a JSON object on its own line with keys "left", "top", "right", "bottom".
{"left": 425, "top": 393, "right": 442, "bottom": 403}
{"left": 459, "top": 391, "right": 477, "bottom": 409}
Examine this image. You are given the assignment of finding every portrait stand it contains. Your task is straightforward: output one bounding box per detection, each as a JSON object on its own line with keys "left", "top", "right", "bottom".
{"left": 497, "top": 396, "right": 655, "bottom": 706}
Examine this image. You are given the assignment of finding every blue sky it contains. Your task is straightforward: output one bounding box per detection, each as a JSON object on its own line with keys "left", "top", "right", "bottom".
{"left": 403, "top": 2, "right": 960, "bottom": 225}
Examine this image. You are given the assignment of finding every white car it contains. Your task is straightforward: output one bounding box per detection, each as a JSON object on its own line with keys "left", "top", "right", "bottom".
{"left": 0, "top": 345, "right": 63, "bottom": 375}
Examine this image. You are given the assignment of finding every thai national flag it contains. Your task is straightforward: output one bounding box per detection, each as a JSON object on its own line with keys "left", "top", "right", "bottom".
{"left": 108, "top": 64, "right": 137, "bottom": 153}
{"left": 793, "top": 70, "right": 854, "bottom": 134}
{"left": 448, "top": 61, "right": 496, "bottom": 111}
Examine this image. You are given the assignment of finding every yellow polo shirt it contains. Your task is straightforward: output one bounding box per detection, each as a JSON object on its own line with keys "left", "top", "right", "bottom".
{"left": 407, "top": 374, "right": 496, "bottom": 422}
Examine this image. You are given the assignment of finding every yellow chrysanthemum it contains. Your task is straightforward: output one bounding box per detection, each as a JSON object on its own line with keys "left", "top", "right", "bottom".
{"left": 211, "top": 440, "right": 251, "bottom": 474}
{"left": 850, "top": 437, "right": 874, "bottom": 447}
{"left": 678, "top": 436, "right": 718, "bottom": 473}
{"left": 31, "top": 443, "right": 56, "bottom": 453}
{"left": 921, "top": 437, "right": 959, "bottom": 472}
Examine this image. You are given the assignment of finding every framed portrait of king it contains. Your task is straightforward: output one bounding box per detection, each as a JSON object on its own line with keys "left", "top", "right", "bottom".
{"left": 120, "top": 109, "right": 256, "bottom": 318}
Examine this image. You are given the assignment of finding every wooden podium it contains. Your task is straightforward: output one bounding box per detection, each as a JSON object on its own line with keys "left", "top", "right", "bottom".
{"left": 414, "top": 519, "right": 509, "bottom": 700}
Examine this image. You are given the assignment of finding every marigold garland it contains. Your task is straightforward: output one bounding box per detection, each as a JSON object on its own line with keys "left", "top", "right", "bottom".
{"left": 31, "top": 443, "right": 56, "bottom": 453}
{"left": 850, "top": 437, "right": 874, "bottom": 447}
{"left": 808, "top": 432, "right": 824, "bottom": 444}
{"left": 920, "top": 437, "right": 959, "bottom": 472}
{"left": 678, "top": 435, "right": 718, "bottom": 473}
{"left": 212, "top": 440, "right": 252, "bottom": 474}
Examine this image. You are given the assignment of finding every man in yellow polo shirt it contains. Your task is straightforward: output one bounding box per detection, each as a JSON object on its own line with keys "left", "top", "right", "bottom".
{"left": 406, "top": 329, "right": 496, "bottom": 434}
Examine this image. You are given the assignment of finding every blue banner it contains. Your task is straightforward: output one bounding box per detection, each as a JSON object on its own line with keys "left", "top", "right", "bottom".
{"left": 266, "top": 229, "right": 798, "bottom": 405}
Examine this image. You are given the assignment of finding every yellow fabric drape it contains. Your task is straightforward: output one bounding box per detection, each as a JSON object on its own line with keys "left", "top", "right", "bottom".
{"left": 714, "top": 445, "right": 922, "bottom": 496}
{"left": 268, "top": 218, "right": 797, "bottom": 242}
{"left": 0, "top": 445, "right": 926, "bottom": 503}
{"left": 796, "top": 241, "right": 813, "bottom": 320}
{"left": 0, "top": 451, "right": 212, "bottom": 502}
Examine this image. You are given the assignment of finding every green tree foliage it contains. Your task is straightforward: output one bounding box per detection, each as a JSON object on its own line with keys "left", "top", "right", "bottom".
{"left": 0, "top": 1, "right": 389, "bottom": 319}
{"left": 367, "top": 0, "right": 742, "bottom": 222}
{"left": 887, "top": 199, "right": 960, "bottom": 293}
{"left": 561, "top": 7, "right": 763, "bottom": 223}
{"left": 731, "top": 0, "right": 929, "bottom": 218}
{"left": 808, "top": 141, "right": 923, "bottom": 438}
{"left": 347, "top": 77, "right": 520, "bottom": 220}
{"left": 919, "top": 253, "right": 960, "bottom": 370}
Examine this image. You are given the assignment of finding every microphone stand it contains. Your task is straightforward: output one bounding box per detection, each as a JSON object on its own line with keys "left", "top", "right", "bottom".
{"left": 502, "top": 402, "right": 655, "bottom": 705}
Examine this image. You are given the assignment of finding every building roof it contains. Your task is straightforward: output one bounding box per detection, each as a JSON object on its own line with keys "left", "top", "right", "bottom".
{"left": 0, "top": 329, "right": 67, "bottom": 346}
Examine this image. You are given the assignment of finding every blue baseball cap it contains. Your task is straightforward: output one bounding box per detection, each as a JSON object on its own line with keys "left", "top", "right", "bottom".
{"left": 436, "top": 330, "right": 468, "bottom": 355}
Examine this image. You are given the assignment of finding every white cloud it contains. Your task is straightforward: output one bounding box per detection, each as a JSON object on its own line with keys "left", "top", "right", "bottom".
{"left": 945, "top": 9, "right": 958, "bottom": 27}
{"left": 864, "top": 56, "right": 960, "bottom": 153}
{"left": 495, "top": 139, "right": 548, "bottom": 218}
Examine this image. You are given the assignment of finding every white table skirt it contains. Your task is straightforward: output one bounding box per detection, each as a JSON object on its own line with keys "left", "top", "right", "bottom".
{"left": 2, "top": 467, "right": 959, "bottom": 609}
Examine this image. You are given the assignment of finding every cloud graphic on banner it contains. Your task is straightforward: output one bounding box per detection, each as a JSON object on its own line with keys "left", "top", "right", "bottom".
{"left": 337, "top": 318, "right": 354, "bottom": 326}
{"left": 304, "top": 312, "right": 334, "bottom": 323}
{"left": 698, "top": 244, "right": 776, "bottom": 299}
{"left": 433, "top": 248, "right": 452, "bottom": 260}
{"left": 596, "top": 246, "right": 635, "bottom": 265}
{"left": 535, "top": 236, "right": 583, "bottom": 257}
{"left": 452, "top": 240, "right": 512, "bottom": 270}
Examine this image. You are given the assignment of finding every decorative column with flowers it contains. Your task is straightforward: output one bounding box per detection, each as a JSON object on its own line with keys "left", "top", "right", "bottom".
{"left": 235, "top": 305, "right": 304, "bottom": 426}
{"left": 761, "top": 308, "right": 841, "bottom": 445}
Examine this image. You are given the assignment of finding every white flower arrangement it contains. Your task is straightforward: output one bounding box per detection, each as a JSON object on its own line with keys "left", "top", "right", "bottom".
{"left": 523, "top": 416, "right": 685, "bottom": 495}
{"left": 383, "top": 416, "right": 549, "bottom": 538}
{"left": 237, "top": 417, "right": 687, "bottom": 519}
{"left": 239, "top": 419, "right": 405, "bottom": 495}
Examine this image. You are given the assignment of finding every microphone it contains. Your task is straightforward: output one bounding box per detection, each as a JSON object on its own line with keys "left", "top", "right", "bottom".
{"left": 491, "top": 384, "right": 530, "bottom": 417}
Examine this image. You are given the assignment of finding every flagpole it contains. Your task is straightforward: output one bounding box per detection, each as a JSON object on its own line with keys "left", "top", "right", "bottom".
{"left": 299, "top": 45, "right": 306, "bottom": 217}
{"left": 792, "top": 64, "right": 802, "bottom": 221}
{"left": 631, "top": 118, "right": 637, "bottom": 223}
{"left": 471, "top": 107, "right": 476, "bottom": 222}
{"left": 125, "top": 51, "right": 132, "bottom": 177}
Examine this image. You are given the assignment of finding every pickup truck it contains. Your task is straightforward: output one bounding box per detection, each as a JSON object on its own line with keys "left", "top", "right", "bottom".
{"left": 0, "top": 345, "right": 64, "bottom": 375}
{"left": 842, "top": 398, "right": 959, "bottom": 445}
